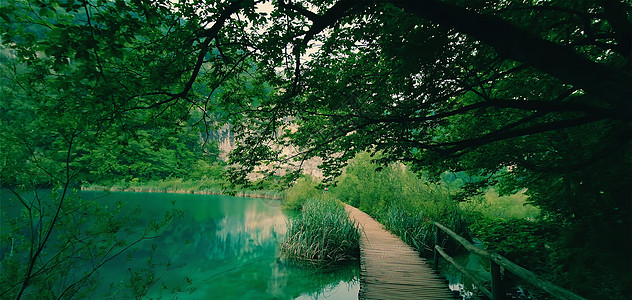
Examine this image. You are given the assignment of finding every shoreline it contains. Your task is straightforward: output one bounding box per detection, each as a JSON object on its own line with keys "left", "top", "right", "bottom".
{"left": 80, "top": 185, "right": 283, "bottom": 200}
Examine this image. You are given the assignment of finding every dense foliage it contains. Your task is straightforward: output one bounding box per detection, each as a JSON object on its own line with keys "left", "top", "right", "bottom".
{"left": 0, "top": 1, "right": 222, "bottom": 297}
{"left": 332, "top": 153, "right": 472, "bottom": 253}
{"left": 331, "top": 153, "right": 627, "bottom": 298}
{"left": 281, "top": 176, "right": 322, "bottom": 211}
{"left": 1, "top": 0, "right": 630, "bottom": 298}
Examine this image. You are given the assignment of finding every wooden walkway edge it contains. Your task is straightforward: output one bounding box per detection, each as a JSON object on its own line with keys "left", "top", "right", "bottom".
{"left": 345, "top": 204, "right": 457, "bottom": 300}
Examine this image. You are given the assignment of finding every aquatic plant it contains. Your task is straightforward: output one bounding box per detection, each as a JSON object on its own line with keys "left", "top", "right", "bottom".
{"left": 280, "top": 198, "right": 360, "bottom": 268}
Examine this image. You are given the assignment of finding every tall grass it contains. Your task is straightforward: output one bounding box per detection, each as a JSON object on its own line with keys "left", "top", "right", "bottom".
{"left": 83, "top": 177, "right": 227, "bottom": 193}
{"left": 331, "top": 152, "right": 473, "bottom": 256}
{"left": 280, "top": 197, "right": 360, "bottom": 268}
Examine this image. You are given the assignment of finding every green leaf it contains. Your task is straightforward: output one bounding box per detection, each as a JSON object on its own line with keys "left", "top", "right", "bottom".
{"left": 239, "top": 0, "right": 255, "bottom": 9}
{"left": 39, "top": 7, "right": 55, "bottom": 19}
{"left": 0, "top": 12, "right": 10, "bottom": 23}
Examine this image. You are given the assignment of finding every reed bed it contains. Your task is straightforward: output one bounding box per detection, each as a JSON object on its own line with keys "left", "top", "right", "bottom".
{"left": 280, "top": 198, "right": 360, "bottom": 268}
{"left": 385, "top": 206, "right": 470, "bottom": 255}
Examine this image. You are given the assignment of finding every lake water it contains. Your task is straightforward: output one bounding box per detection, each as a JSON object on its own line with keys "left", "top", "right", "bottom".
{"left": 1, "top": 190, "right": 359, "bottom": 299}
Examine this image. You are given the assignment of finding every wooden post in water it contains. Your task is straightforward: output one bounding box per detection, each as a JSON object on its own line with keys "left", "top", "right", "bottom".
{"left": 491, "top": 260, "right": 505, "bottom": 300}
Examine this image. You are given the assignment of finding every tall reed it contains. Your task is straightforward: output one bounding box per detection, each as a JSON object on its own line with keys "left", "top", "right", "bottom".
{"left": 280, "top": 197, "right": 360, "bottom": 268}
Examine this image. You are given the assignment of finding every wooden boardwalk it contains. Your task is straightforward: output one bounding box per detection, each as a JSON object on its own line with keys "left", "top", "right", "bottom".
{"left": 345, "top": 205, "right": 457, "bottom": 300}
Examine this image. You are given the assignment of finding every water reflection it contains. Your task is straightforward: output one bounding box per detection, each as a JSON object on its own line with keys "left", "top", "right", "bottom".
{"left": 443, "top": 251, "right": 492, "bottom": 299}
{"left": 81, "top": 191, "right": 358, "bottom": 299}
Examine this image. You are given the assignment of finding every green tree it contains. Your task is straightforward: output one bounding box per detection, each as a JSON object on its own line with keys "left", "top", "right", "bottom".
{"left": 0, "top": 1, "right": 230, "bottom": 297}
{"left": 223, "top": 1, "right": 630, "bottom": 297}
{"left": 1, "top": 0, "right": 630, "bottom": 298}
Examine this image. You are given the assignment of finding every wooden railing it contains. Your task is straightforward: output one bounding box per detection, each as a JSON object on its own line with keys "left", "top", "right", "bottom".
{"left": 432, "top": 222, "right": 587, "bottom": 300}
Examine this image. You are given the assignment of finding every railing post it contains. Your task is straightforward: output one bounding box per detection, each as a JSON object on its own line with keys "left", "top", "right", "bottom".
{"left": 433, "top": 221, "right": 586, "bottom": 300}
{"left": 433, "top": 223, "right": 440, "bottom": 270}
{"left": 491, "top": 260, "right": 505, "bottom": 300}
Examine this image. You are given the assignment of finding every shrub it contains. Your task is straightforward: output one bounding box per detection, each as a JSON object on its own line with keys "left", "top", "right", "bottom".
{"left": 460, "top": 189, "right": 540, "bottom": 220}
{"left": 282, "top": 176, "right": 321, "bottom": 210}
{"left": 469, "top": 218, "right": 559, "bottom": 273}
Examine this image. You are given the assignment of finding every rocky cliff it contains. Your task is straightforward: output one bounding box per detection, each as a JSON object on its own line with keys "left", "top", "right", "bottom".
{"left": 211, "top": 123, "right": 323, "bottom": 180}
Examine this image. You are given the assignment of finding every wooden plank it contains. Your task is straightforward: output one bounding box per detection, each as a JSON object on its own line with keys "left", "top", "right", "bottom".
{"left": 346, "top": 205, "right": 456, "bottom": 300}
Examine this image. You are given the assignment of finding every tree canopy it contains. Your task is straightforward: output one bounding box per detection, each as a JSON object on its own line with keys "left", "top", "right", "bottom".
{"left": 1, "top": 0, "right": 630, "bottom": 298}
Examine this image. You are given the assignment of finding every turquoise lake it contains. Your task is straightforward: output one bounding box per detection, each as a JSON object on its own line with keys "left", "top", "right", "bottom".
{"left": 1, "top": 190, "right": 360, "bottom": 299}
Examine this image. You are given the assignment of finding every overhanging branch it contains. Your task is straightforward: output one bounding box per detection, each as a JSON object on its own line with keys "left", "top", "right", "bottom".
{"left": 389, "top": 0, "right": 632, "bottom": 113}
{"left": 436, "top": 115, "right": 602, "bottom": 155}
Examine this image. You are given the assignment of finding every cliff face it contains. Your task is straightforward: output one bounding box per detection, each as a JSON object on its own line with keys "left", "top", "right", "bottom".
{"left": 211, "top": 124, "right": 235, "bottom": 162}
{"left": 212, "top": 123, "right": 323, "bottom": 180}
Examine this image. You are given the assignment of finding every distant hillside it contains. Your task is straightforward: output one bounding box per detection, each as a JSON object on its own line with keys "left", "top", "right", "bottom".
{"left": 212, "top": 123, "right": 323, "bottom": 180}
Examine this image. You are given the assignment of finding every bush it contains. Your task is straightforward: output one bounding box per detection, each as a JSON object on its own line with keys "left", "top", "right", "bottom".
{"left": 282, "top": 176, "right": 322, "bottom": 210}
{"left": 469, "top": 218, "right": 558, "bottom": 271}
{"left": 280, "top": 197, "right": 360, "bottom": 268}
{"left": 468, "top": 218, "right": 563, "bottom": 298}
{"left": 460, "top": 189, "right": 540, "bottom": 220}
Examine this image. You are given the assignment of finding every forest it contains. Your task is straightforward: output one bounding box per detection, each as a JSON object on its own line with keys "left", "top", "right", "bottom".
{"left": 1, "top": 0, "right": 630, "bottom": 299}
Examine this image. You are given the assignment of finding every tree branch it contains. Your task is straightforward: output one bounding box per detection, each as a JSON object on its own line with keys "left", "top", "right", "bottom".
{"left": 175, "top": 0, "right": 245, "bottom": 99}
{"left": 277, "top": 0, "right": 321, "bottom": 22}
{"left": 438, "top": 115, "right": 601, "bottom": 155}
{"left": 389, "top": 0, "right": 632, "bottom": 113}
{"left": 600, "top": 0, "right": 632, "bottom": 55}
